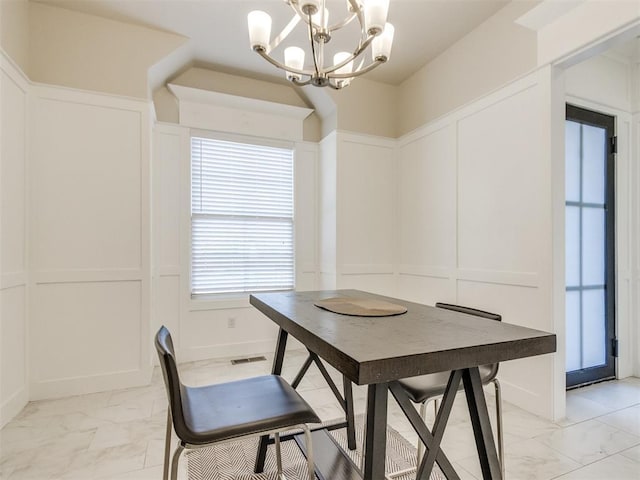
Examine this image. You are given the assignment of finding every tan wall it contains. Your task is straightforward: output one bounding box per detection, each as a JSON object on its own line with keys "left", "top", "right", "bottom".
{"left": 29, "top": 3, "right": 186, "bottom": 99}
{"left": 153, "top": 86, "right": 180, "bottom": 124}
{"left": 398, "top": 2, "right": 537, "bottom": 136}
{"left": 303, "top": 112, "right": 322, "bottom": 142}
{"left": 168, "top": 69, "right": 398, "bottom": 140}
{"left": 5, "top": 0, "right": 535, "bottom": 140}
{"left": 328, "top": 78, "right": 398, "bottom": 138}
{"left": 1, "top": 0, "right": 29, "bottom": 72}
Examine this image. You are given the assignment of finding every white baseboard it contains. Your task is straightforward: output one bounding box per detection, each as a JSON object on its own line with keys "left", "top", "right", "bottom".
{"left": 30, "top": 367, "right": 153, "bottom": 401}
{"left": 500, "top": 377, "right": 552, "bottom": 420}
{"left": 179, "top": 339, "right": 282, "bottom": 363}
{"left": 1, "top": 386, "right": 29, "bottom": 428}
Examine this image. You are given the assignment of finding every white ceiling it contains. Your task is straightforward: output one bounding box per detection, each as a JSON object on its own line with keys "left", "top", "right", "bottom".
{"left": 34, "top": 0, "right": 511, "bottom": 85}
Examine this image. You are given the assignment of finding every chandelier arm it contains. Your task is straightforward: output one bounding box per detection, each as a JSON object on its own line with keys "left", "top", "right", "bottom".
{"left": 350, "top": 0, "right": 367, "bottom": 39}
{"left": 269, "top": 14, "right": 301, "bottom": 52}
{"left": 290, "top": 0, "right": 355, "bottom": 34}
{"left": 353, "top": 34, "right": 375, "bottom": 57}
{"left": 291, "top": 77, "right": 313, "bottom": 87}
{"left": 347, "top": 0, "right": 362, "bottom": 15}
{"left": 328, "top": 58, "right": 384, "bottom": 79}
{"left": 308, "top": 13, "right": 320, "bottom": 77}
{"left": 255, "top": 48, "right": 316, "bottom": 77}
{"left": 322, "top": 35, "right": 375, "bottom": 75}
{"left": 290, "top": 2, "right": 312, "bottom": 27}
{"left": 327, "top": 12, "right": 357, "bottom": 33}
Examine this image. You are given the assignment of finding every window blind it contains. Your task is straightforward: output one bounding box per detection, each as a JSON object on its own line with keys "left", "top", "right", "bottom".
{"left": 191, "top": 136, "right": 294, "bottom": 296}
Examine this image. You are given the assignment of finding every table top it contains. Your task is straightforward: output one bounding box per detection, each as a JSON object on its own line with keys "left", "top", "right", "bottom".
{"left": 251, "top": 289, "right": 556, "bottom": 385}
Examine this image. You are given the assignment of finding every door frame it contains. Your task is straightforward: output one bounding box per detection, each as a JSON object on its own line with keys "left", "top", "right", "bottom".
{"left": 565, "top": 103, "right": 617, "bottom": 388}
{"left": 548, "top": 22, "right": 639, "bottom": 421}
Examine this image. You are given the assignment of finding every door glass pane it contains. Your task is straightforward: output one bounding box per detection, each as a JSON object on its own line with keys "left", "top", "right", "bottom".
{"left": 582, "top": 289, "right": 606, "bottom": 368}
{"left": 582, "top": 124, "right": 605, "bottom": 204}
{"left": 582, "top": 207, "right": 605, "bottom": 286}
{"left": 565, "top": 206, "right": 580, "bottom": 287}
{"left": 565, "top": 121, "right": 581, "bottom": 203}
{"left": 566, "top": 291, "right": 581, "bottom": 372}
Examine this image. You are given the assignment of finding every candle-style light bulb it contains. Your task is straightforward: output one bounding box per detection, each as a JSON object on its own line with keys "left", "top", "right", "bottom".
{"left": 285, "top": 46, "right": 305, "bottom": 81}
{"left": 372, "top": 22, "right": 394, "bottom": 61}
{"left": 364, "top": 0, "right": 389, "bottom": 36}
{"left": 247, "top": 10, "right": 272, "bottom": 51}
{"left": 333, "top": 51, "right": 354, "bottom": 88}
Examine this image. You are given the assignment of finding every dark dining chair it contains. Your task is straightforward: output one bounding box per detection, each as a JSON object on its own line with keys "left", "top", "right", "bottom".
{"left": 396, "top": 303, "right": 504, "bottom": 478}
{"left": 155, "top": 326, "right": 320, "bottom": 480}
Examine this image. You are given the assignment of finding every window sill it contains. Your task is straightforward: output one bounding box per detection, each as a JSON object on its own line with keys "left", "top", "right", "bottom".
{"left": 189, "top": 294, "right": 251, "bottom": 311}
{"left": 189, "top": 289, "right": 294, "bottom": 312}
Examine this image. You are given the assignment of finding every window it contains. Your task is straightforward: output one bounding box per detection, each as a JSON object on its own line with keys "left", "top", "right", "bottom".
{"left": 191, "top": 135, "right": 294, "bottom": 296}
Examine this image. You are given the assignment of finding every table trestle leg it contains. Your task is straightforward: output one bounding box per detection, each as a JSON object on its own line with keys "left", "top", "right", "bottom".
{"left": 462, "top": 368, "right": 503, "bottom": 480}
{"left": 292, "top": 349, "right": 357, "bottom": 451}
{"left": 388, "top": 381, "right": 460, "bottom": 480}
{"left": 417, "top": 370, "right": 462, "bottom": 480}
{"left": 310, "top": 351, "right": 344, "bottom": 407}
{"left": 291, "top": 355, "right": 314, "bottom": 389}
{"left": 343, "top": 375, "right": 357, "bottom": 450}
{"left": 364, "top": 383, "right": 389, "bottom": 480}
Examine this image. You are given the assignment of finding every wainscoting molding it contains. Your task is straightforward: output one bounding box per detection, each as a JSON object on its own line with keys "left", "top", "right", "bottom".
{"left": 1, "top": 50, "right": 30, "bottom": 426}
{"left": 396, "top": 68, "right": 557, "bottom": 418}
{"left": 29, "top": 85, "right": 152, "bottom": 400}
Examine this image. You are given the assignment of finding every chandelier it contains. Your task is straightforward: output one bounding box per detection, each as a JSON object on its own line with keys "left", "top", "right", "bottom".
{"left": 247, "top": 0, "right": 394, "bottom": 89}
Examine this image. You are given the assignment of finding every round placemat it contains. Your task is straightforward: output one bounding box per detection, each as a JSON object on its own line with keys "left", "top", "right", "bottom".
{"left": 314, "top": 297, "right": 408, "bottom": 317}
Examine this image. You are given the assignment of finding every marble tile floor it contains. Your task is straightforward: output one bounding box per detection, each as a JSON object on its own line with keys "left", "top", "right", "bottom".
{"left": 1, "top": 349, "right": 638, "bottom": 480}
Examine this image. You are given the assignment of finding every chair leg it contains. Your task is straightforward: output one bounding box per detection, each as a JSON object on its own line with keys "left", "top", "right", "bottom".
{"left": 275, "top": 432, "right": 285, "bottom": 480}
{"left": 170, "top": 443, "right": 185, "bottom": 480}
{"left": 416, "top": 400, "right": 429, "bottom": 463}
{"left": 493, "top": 378, "right": 504, "bottom": 478}
{"left": 302, "top": 425, "right": 315, "bottom": 480}
{"left": 360, "top": 418, "right": 367, "bottom": 471}
{"left": 163, "top": 410, "right": 172, "bottom": 480}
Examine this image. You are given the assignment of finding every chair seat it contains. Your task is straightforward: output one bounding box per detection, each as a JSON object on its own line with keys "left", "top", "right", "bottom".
{"left": 180, "top": 374, "right": 320, "bottom": 445}
{"left": 397, "top": 364, "right": 496, "bottom": 404}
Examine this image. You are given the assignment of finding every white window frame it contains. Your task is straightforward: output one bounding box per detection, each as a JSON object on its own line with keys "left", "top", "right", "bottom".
{"left": 189, "top": 130, "right": 296, "bottom": 300}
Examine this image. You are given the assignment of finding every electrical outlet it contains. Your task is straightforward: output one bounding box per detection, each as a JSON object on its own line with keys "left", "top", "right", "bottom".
{"left": 227, "top": 317, "right": 236, "bottom": 328}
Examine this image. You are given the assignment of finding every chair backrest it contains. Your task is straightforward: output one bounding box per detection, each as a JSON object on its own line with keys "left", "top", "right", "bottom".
{"left": 435, "top": 303, "right": 501, "bottom": 380}
{"left": 155, "top": 326, "right": 189, "bottom": 440}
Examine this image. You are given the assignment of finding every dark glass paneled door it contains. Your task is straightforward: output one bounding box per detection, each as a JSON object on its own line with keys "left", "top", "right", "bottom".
{"left": 565, "top": 104, "right": 616, "bottom": 389}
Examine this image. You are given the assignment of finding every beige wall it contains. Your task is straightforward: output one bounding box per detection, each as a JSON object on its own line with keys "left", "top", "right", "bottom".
{"left": 0, "top": 0, "right": 29, "bottom": 73}
{"left": 29, "top": 3, "right": 186, "bottom": 99}
{"left": 398, "top": 1, "right": 538, "bottom": 136}
{"left": 1, "top": 52, "right": 30, "bottom": 426}
{"left": 328, "top": 78, "right": 398, "bottom": 138}
{"left": 168, "top": 69, "right": 399, "bottom": 140}
{"left": 153, "top": 86, "right": 180, "bottom": 124}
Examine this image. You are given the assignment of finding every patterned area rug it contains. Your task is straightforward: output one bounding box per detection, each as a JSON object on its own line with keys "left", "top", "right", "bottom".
{"left": 187, "top": 416, "right": 445, "bottom": 480}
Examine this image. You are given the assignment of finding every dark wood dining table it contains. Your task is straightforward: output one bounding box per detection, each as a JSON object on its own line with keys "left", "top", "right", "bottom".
{"left": 250, "top": 289, "right": 556, "bottom": 480}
